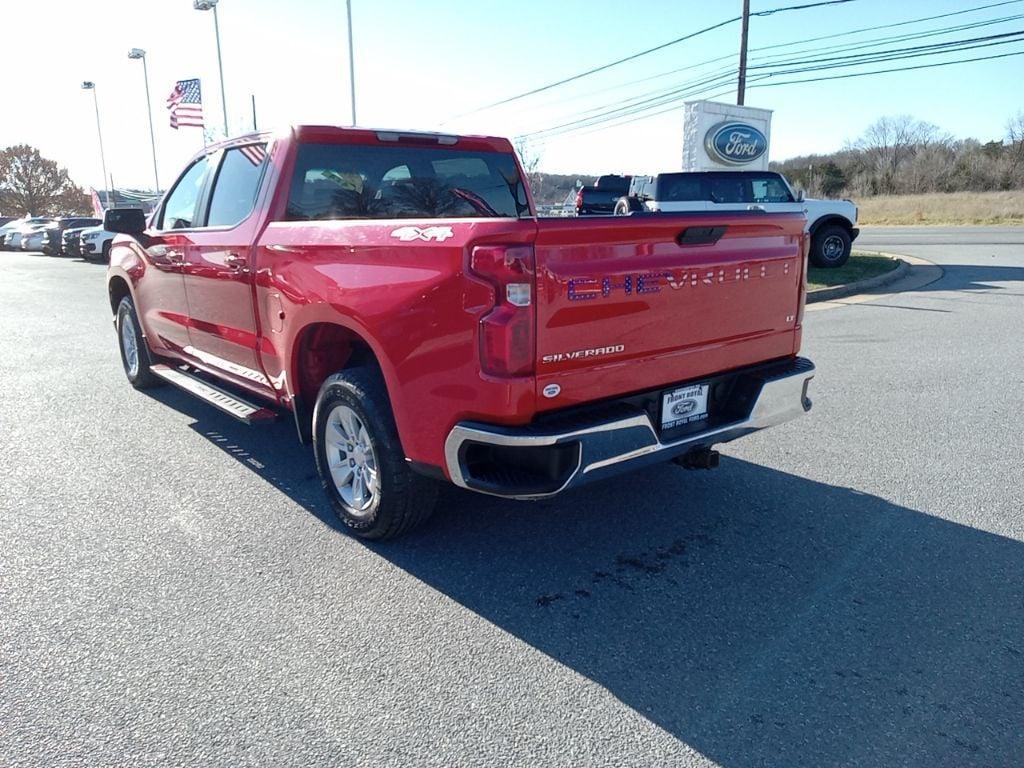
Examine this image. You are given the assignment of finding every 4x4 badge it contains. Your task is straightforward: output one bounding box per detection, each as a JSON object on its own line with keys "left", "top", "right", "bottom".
{"left": 390, "top": 226, "right": 454, "bottom": 242}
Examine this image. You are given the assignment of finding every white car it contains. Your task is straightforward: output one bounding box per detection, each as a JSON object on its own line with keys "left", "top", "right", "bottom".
{"left": 2, "top": 218, "right": 56, "bottom": 251}
{"left": 613, "top": 171, "right": 859, "bottom": 267}
{"left": 79, "top": 226, "right": 115, "bottom": 262}
{"left": 22, "top": 230, "right": 48, "bottom": 251}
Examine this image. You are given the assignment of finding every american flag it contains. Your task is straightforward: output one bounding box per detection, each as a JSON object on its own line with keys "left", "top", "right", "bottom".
{"left": 166, "top": 78, "right": 204, "bottom": 129}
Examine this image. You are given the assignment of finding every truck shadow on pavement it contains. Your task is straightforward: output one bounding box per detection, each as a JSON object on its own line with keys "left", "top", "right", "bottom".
{"left": 915, "top": 263, "right": 1024, "bottom": 294}
{"left": 148, "top": 386, "right": 1024, "bottom": 768}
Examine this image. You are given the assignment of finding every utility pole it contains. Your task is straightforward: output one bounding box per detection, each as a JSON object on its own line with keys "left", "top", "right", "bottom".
{"left": 737, "top": 0, "right": 750, "bottom": 105}
{"left": 346, "top": 0, "right": 357, "bottom": 125}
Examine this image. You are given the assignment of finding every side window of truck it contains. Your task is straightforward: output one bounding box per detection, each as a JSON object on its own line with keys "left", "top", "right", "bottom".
{"left": 206, "top": 144, "right": 269, "bottom": 227}
{"left": 159, "top": 156, "right": 210, "bottom": 230}
{"left": 659, "top": 175, "right": 704, "bottom": 202}
{"left": 751, "top": 177, "right": 793, "bottom": 203}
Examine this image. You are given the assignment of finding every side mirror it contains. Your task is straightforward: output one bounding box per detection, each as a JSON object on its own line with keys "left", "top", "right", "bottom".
{"left": 103, "top": 208, "right": 147, "bottom": 236}
{"left": 795, "top": 189, "right": 805, "bottom": 203}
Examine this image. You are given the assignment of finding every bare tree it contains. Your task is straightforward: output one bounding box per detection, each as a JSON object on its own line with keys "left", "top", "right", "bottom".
{"left": 514, "top": 139, "right": 544, "bottom": 203}
{"left": 850, "top": 115, "right": 943, "bottom": 194}
{"left": 0, "top": 144, "right": 90, "bottom": 215}
{"left": 1007, "top": 111, "right": 1024, "bottom": 182}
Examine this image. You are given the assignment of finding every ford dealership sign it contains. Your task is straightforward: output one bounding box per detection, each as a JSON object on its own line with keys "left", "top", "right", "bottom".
{"left": 704, "top": 121, "right": 768, "bottom": 166}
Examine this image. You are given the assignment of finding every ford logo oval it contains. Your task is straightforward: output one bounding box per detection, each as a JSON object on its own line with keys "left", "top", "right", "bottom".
{"left": 704, "top": 121, "right": 768, "bottom": 166}
{"left": 671, "top": 399, "right": 698, "bottom": 417}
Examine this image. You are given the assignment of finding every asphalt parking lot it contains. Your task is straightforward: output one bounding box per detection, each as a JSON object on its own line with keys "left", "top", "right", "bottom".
{"left": 2, "top": 227, "right": 1023, "bottom": 767}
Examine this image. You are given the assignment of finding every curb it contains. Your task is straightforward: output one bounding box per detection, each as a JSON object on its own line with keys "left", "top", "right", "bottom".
{"left": 807, "top": 253, "right": 908, "bottom": 304}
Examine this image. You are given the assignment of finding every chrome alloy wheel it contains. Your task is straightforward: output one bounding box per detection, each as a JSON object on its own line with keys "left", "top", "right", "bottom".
{"left": 324, "top": 404, "right": 378, "bottom": 514}
{"left": 822, "top": 234, "right": 845, "bottom": 261}
{"left": 121, "top": 313, "right": 140, "bottom": 377}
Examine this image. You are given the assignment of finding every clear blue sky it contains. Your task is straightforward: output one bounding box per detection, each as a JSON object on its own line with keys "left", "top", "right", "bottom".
{"left": 1, "top": 0, "right": 1021, "bottom": 190}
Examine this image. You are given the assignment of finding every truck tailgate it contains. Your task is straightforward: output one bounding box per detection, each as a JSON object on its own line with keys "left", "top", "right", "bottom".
{"left": 533, "top": 212, "right": 806, "bottom": 409}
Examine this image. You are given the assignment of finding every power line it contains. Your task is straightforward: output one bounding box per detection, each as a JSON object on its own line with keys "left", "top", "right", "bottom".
{"left": 523, "top": 46, "right": 1024, "bottom": 148}
{"left": 750, "top": 47, "right": 1024, "bottom": 89}
{"left": 523, "top": 15, "right": 1022, "bottom": 137}
{"left": 748, "top": 28, "right": 1024, "bottom": 72}
{"left": 519, "top": 34, "right": 1024, "bottom": 141}
{"left": 445, "top": 0, "right": 859, "bottom": 121}
{"left": 517, "top": 3, "right": 1023, "bottom": 125}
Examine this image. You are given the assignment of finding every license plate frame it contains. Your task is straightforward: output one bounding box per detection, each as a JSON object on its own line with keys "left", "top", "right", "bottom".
{"left": 660, "top": 383, "right": 710, "bottom": 431}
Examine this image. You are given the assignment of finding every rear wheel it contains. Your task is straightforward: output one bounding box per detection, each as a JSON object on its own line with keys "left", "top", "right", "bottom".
{"left": 613, "top": 196, "right": 642, "bottom": 215}
{"left": 116, "top": 296, "right": 161, "bottom": 389}
{"left": 313, "top": 365, "right": 438, "bottom": 539}
{"left": 810, "top": 224, "right": 852, "bottom": 268}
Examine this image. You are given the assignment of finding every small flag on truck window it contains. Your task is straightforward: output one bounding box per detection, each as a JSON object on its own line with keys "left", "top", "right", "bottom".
{"left": 166, "top": 79, "right": 205, "bottom": 129}
{"left": 239, "top": 144, "right": 267, "bottom": 166}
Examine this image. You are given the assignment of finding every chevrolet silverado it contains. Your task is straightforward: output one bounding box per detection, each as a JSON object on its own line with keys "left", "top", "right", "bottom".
{"left": 106, "top": 126, "right": 815, "bottom": 539}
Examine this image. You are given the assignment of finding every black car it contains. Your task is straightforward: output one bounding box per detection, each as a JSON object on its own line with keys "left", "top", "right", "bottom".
{"left": 43, "top": 217, "right": 102, "bottom": 256}
{"left": 60, "top": 226, "right": 96, "bottom": 258}
{"left": 574, "top": 174, "right": 632, "bottom": 216}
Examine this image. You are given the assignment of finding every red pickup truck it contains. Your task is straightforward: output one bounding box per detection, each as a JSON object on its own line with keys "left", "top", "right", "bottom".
{"left": 106, "top": 125, "right": 814, "bottom": 539}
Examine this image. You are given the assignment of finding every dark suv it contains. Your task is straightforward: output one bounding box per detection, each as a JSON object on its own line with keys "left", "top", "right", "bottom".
{"left": 42, "top": 217, "right": 102, "bottom": 256}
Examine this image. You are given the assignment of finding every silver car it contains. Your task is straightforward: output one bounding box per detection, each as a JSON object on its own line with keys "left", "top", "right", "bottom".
{"left": 2, "top": 218, "right": 54, "bottom": 250}
{"left": 22, "top": 229, "right": 48, "bottom": 252}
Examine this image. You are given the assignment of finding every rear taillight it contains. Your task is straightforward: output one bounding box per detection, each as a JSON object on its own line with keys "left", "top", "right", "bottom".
{"left": 469, "top": 245, "right": 536, "bottom": 377}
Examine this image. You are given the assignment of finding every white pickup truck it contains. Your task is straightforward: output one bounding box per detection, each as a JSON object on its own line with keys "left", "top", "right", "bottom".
{"left": 613, "top": 171, "right": 859, "bottom": 267}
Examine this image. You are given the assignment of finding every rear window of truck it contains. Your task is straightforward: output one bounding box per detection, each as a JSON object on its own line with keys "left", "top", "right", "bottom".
{"left": 285, "top": 143, "right": 530, "bottom": 221}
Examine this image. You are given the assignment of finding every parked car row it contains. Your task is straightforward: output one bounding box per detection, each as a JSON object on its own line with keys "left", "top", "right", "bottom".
{"left": 572, "top": 170, "right": 859, "bottom": 267}
{"left": 0, "top": 215, "right": 110, "bottom": 260}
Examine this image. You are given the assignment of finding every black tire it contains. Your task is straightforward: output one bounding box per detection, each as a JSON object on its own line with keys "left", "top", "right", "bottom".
{"left": 613, "top": 196, "right": 642, "bottom": 215}
{"left": 101, "top": 241, "right": 112, "bottom": 263}
{"left": 115, "top": 296, "right": 161, "bottom": 389}
{"left": 313, "top": 365, "right": 438, "bottom": 540}
{"left": 810, "top": 224, "right": 852, "bottom": 268}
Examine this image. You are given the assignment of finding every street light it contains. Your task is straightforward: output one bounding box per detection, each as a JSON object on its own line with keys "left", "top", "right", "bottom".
{"left": 81, "top": 81, "right": 111, "bottom": 209}
{"left": 193, "top": 0, "right": 229, "bottom": 137}
{"left": 128, "top": 48, "right": 160, "bottom": 193}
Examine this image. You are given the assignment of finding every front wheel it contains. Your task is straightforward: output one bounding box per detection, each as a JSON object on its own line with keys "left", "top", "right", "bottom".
{"left": 810, "top": 224, "right": 852, "bottom": 268}
{"left": 313, "top": 365, "right": 438, "bottom": 539}
{"left": 116, "top": 296, "right": 161, "bottom": 389}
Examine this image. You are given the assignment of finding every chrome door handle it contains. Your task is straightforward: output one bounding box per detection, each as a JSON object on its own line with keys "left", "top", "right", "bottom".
{"left": 149, "top": 244, "right": 183, "bottom": 262}
{"left": 225, "top": 253, "right": 248, "bottom": 270}
{"left": 747, "top": 204, "right": 765, "bottom": 211}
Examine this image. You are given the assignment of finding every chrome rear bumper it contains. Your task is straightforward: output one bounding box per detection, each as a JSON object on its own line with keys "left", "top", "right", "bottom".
{"left": 444, "top": 357, "right": 814, "bottom": 499}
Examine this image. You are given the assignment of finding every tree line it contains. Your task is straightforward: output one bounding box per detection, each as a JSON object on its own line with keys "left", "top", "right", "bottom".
{"left": 0, "top": 145, "right": 90, "bottom": 216}
{"left": 771, "top": 113, "right": 1024, "bottom": 198}
{"left": 522, "top": 112, "right": 1024, "bottom": 204}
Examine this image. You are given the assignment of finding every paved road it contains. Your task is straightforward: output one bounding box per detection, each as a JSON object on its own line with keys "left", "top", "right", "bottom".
{"left": 2, "top": 228, "right": 1023, "bottom": 767}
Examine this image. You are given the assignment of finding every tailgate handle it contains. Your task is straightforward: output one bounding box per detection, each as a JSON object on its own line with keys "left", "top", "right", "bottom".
{"left": 676, "top": 226, "right": 726, "bottom": 246}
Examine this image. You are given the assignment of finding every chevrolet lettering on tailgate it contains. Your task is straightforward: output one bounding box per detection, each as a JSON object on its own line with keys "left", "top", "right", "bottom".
{"left": 567, "top": 260, "right": 793, "bottom": 301}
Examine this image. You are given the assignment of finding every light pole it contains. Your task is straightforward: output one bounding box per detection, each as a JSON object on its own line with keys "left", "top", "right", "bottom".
{"left": 81, "top": 81, "right": 111, "bottom": 209}
{"left": 193, "top": 0, "right": 229, "bottom": 137}
{"left": 128, "top": 49, "right": 160, "bottom": 192}
{"left": 346, "top": 0, "right": 357, "bottom": 125}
